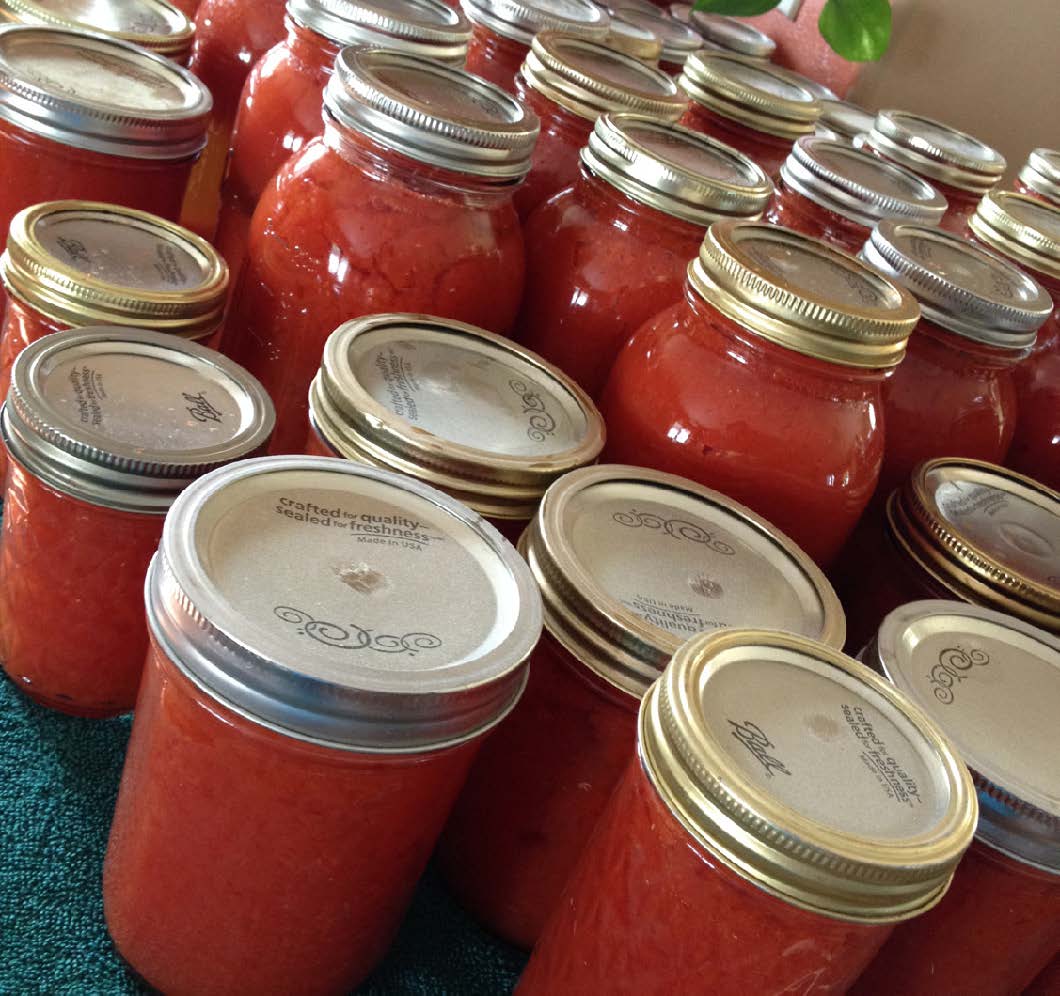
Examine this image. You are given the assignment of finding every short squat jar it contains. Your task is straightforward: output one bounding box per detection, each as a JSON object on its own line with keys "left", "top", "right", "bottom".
{"left": 1014, "top": 148, "right": 1060, "bottom": 209}
{"left": 517, "top": 629, "right": 978, "bottom": 995}
{"left": 103, "top": 457, "right": 542, "bottom": 995}
{"left": 214, "top": 0, "right": 470, "bottom": 281}
{"left": 601, "top": 220, "right": 920, "bottom": 567}
{"left": 306, "top": 313, "right": 605, "bottom": 542}
{"left": 854, "top": 601, "right": 1060, "bottom": 996}
{"left": 604, "top": 6, "right": 700, "bottom": 75}
{"left": 767, "top": 136, "right": 947, "bottom": 254}
{"left": 518, "top": 113, "right": 772, "bottom": 398}
{"left": 461, "top": 0, "right": 608, "bottom": 94}
{"left": 222, "top": 47, "right": 538, "bottom": 455}
{"left": 677, "top": 51, "right": 820, "bottom": 176}
{"left": 512, "top": 32, "right": 685, "bottom": 220}
{"left": 0, "top": 327, "right": 273, "bottom": 716}
{"left": 439, "top": 464, "right": 845, "bottom": 948}
{"left": 863, "top": 110, "right": 1005, "bottom": 234}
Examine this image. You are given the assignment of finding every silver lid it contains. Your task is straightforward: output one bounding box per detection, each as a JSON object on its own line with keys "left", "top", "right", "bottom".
{"left": 581, "top": 113, "right": 772, "bottom": 226}
{"left": 147, "top": 456, "right": 543, "bottom": 752}
{"left": 1018, "top": 148, "right": 1060, "bottom": 207}
{"left": 861, "top": 221, "right": 1052, "bottom": 349}
{"left": 871, "top": 601, "right": 1060, "bottom": 873}
{"left": 816, "top": 98, "right": 874, "bottom": 142}
{"left": 0, "top": 26, "right": 211, "bottom": 159}
{"left": 324, "top": 46, "right": 538, "bottom": 180}
{"left": 1, "top": 327, "right": 274, "bottom": 513}
{"left": 460, "top": 0, "right": 608, "bottom": 46}
{"left": 609, "top": 5, "right": 700, "bottom": 65}
{"left": 783, "top": 70, "right": 835, "bottom": 102}
{"left": 687, "top": 11, "right": 774, "bottom": 60}
{"left": 286, "top": 0, "right": 471, "bottom": 65}
{"left": 780, "top": 136, "right": 947, "bottom": 230}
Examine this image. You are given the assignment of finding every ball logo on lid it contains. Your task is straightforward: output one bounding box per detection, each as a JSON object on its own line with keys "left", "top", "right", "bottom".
{"left": 727, "top": 719, "right": 792, "bottom": 779}
{"left": 927, "top": 646, "right": 991, "bottom": 706}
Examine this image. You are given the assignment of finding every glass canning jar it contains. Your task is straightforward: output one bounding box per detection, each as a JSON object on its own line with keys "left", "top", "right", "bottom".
{"left": 604, "top": 5, "right": 700, "bottom": 75}
{"left": 600, "top": 220, "right": 920, "bottom": 567}
{"left": 221, "top": 46, "right": 539, "bottom": 455}
{"left": 1014, "top": 148, "right": 1060, "bottom": 209}
{"left": 517, "top": 113, "right": 772, "bottom": 398}
{"left": 604, "top": 11, "right": 662, "bottom": 63}
{"left": 512, "top": 31, "right": 685, "bottom": 220}
{"left": 0, "top": 327, "right": 273, "bottom": 716}
{"left": 214, "top": 0, "right": 471, "bottom": 282}
{"left": 305, "top": 313, "right": 604, "bottom": 542}
{"left": 815, "top": 97, "right": 874, "bottom": 144}
{"left": 686, "top": 10, "right": 775, "bottom": 63}
{"left": 103, "top": 456, "right": 542, "bottom": 995}
{"left": 517, "top": 628, "right": 978, "bottom": 995}
{"left": 677, "top": 51, "right": 819, "bottom": 176}
{"left": 767, "top": 136, "right": 947, "bottom": 254}
{"left": 854, "top": 601, "right": 1060, "bottom": 996}
{"left": 863, "top": 110, "right": 1005, "bottom": 235}
{"left": 439, "top": 464, "right": 846, "bottom": 948}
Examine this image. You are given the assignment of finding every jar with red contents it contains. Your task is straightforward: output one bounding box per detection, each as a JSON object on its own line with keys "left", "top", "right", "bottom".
{"left": 604, "top": 6, "right": 700, "bottom": 75}
{"left": 517, "top": 113, "right": 772, "bottom": 397}
{"left": 512, "top": 32, "right": 685, "bottom": 219}
{"left": 853, "top": 601, "right": 1060, "bottom": 996}
{"left": 601, "top": 220, "right": 920, "bottom": 567}
{"left": 839, "top": 458, "right": 1060, "bottom": 653}
{"left": 969, "top": 192, "right": 1060, "bottom": 490}
{"left": 1014, "top": 148, "right": 1060, "bottom": 209}
{"left": 461, "top": 0, "right": 608, "bottom": 95}
{"left": 1026, "top": 958, "right": 1060, "bottom": 996}
{"left": 439, "top": 464, "right": 846, "bottom": 948}
{"left": 863, "top": 110, "right": 1005, "bottom": 235}
{"left": 815, "top": 97, "right": 874, "bottom": 144}
{"left": 677, "top": 52, "right": 819, "bottom": 176}
{"left": 0, "top": 0, "right": 196, "bottom": 62}
{"left": 102, "top": 455, "right": 541, "bottom": 993}
{"left": 0, "top": 328, "right": 273, "bottom": 716}
{"left": 168, "top": 0, "right": 197, "bottom": 14}
{"left": 221, "top": 47, "right": 538, "bottom": 455}
{"left": 517, "top": 628, "right": 978, "bottom": 995}
{"left": 0, "top": 25, "right": 211, "bottom": 276}
{"left": 214, "top": 0, "right": 471, "bottom": 282}
{"left": 767, "top": 136, "right": 946, "bottom": 254}
{"left": 306, "top": 314, "right": 604, "bottom": 542}
{"left": 686, "top": 10, "right": 775, "bottom": 64}
{"left": 861, "top": 221, "right": 1051, "bottom": 497}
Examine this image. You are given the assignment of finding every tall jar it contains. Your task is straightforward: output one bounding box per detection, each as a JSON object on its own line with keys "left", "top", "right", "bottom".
{"left": 461, "top": 0, "right": 608, "bottom": 95}
{"left": 103, "top": 457, "right": 542, "bottom": 995}
{"left": 677, "top": 52, "right": 819, "bottom": 176}
{"left": 1014, "top": 148, "right": 1060, "bottom": 208}
{"left": 766, "top": 136, "right": 946, "bottom": 254}
{"left": 863, "top": 110, "right": 1005, "bottom": 235}
{"left": 854, "top": 601, "right": 1060, "bottom": 996}
{"left": 221, "top": 47, "right": 538, "bottom": 455}
{"left": 0, "top": 327, "right": 273, "bottom": 716}
{"left": 605, "top": 6, "right": 700, "bottom": 75}
{"left": 518, "top": 113, "right": 772, "bottom": 397}
{"left": 685, "top": 10, "right": 775, "bottom": 64}
{"left": 517, "top": 629, "right": 978, "bottom": 995}
{"left": 214, "top": 0, "right": 471, "bottom": 282}
{"left": 601, "top": 220, "right": 920, "bottom": 567}
{"left": 512, "top": 32, "right": 685, "bottom": 220}
{"left": 305, "top": 313, "right": 605, "bottom": 542}
{"left": 969, "top": 191, "right": 1060, "bottom": 490}
{"left": 815, "top": 97, "right": 874, "bottom": 144}
{"left": 839, "top": 458, "right": 1060, "bottom": 652}
{"left": 439, "top": 464, "right": 846, "bottom": 948}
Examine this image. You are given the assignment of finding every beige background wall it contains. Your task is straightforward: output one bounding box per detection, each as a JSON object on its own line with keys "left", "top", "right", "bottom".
{"left": 848, "top": 0, "right": 1060, "bottom": 178}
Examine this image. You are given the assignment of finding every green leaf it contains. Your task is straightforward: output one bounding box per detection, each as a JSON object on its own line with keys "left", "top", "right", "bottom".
{"left": 818, "top": 0, "right": 892, "bottom": 61}
{"left": 691, "top": 0, "right": 781, "bottom": 16}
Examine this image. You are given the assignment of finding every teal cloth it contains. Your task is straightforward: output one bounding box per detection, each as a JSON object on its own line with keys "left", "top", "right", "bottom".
{"left": 0, "top": 674, "right": 527, "bottom": 995}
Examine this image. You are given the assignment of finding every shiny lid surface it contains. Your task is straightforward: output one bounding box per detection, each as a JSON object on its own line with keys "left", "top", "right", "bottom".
{"left": 689, "top": 220, "right": 920, "bottom": 368}
{"left": 815, "top": 98, "right": 874, "bottom": 142}
{"left": 868, "top": 110, "right": 1005, "bottom": 194}
{"left": 582, "top": 113, "right": 772, "bottom": 225}
{"left": 309, "top": 314, "right": 604, "bottom": 521}
{"left": 521, "top": 464, "right": 845, "bottom": 697}
{"left": 871, "top": 601, "right": 1060, "bottom": 873}
{"left": 460, "top": 0, "right": 608, "bottom": 46}
{"left": 679, "top": 51, "right": 819, "bottom": 139}
{"left": 687, "top": 10, "right": 774, "bottom": 60}
{"left": 287, "top": 0, "right": 470, "bottom": 64}
{"left": 1017, "top": 148, "right": 1060, "bottom": 208}
{"left": 862, "top": 221, "right": 1051, "bottom": 349}
{"left": 888, "top": 458, "right": 1060, "bottom": 633}
{"left": 2, "top": 200, "right": 227, "bottom": 338}
{"left": 1, "top": 327, "right": 274, "bottom": 512}
{"left": 324, "top": 45, "right": 538, "bottom": 180}
{"left": 148, "top": 456, "right": 542, "bottom": 751}
{"left": 0, "top": 0, "right": 194, "bottom": 58}
{"left": 641, "top": 628, "right": 977, "bottom": 921}
{"left": 605, "top": 10, "right": 662, "bottom": 62}
{"left": 0, "top": 25, "right": 210, "bottom": 158}
{"left": 608, "top": 5, "right": 699, "bottom": 65}
{"left": 969, "top": 190, "right": 1060, "bottom": 283}
{"left": 520, "top": 31, "right": 684, "bottom": 121}
{"left": 780, "top": 136, "right": 947, "bottom": 230}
